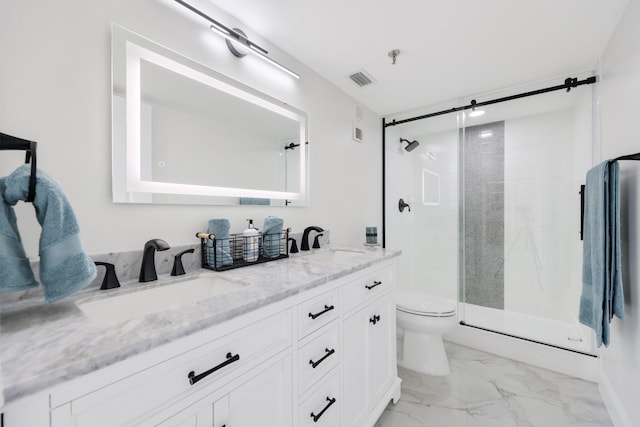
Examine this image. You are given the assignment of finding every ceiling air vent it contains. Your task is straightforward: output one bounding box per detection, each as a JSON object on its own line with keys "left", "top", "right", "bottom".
{"left": 349, "top": 70, "right": 376, "bottom": 87}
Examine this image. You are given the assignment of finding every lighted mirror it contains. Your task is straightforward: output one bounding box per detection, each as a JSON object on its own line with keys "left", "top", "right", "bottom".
{"left": 111, "top": 25, "right": 308, "bottom": 206}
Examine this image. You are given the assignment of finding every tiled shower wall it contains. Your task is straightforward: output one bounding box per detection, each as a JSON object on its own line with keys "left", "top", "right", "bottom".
{"left": 462, "top": 121, "right": 505, "bottom": 309}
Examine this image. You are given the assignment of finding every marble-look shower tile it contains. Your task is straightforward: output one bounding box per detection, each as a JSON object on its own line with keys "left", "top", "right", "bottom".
{"left": 376, "top": 342, "right": 612, "bottom": 427}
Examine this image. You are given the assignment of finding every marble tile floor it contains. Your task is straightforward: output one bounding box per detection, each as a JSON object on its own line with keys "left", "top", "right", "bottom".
{"left": 375, "top": 342, "right": 612, "bottom": 427}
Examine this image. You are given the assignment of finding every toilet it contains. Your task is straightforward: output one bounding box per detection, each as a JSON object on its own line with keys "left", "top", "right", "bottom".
{"left": 396, "top": 291, "right": 457, "bottom": 376}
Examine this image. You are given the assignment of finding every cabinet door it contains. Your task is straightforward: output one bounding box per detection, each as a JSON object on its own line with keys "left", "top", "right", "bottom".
{"left": 154, "top": 392, "right": 223, "bottom": 427}
{"left": 219, "top": 355, "right": 292, "bottom": 427}
{"left": 341, "top": 307, "right": 370, "bottom": 427}
{"left": 370, "top": 294, "right": 395, "bottom": 405}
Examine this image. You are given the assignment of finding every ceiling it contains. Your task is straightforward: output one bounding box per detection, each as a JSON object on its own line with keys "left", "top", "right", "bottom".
{"left": 207, "top": 0, "right": 627, "bottom": 116}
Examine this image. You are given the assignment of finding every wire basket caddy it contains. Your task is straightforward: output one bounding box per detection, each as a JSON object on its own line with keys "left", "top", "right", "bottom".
{"left": 196, "top": 228, "right": 290, "bottom": 271}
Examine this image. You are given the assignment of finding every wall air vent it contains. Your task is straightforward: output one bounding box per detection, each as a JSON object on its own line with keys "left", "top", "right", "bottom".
{"left": 348, "top": 70, "right": 376, "bottom": 87}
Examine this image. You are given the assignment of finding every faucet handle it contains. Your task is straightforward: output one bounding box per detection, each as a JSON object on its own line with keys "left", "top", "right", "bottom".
{"left": 171, "top": 248, "right": 195, "bottom": 276}
{"left": 94, "top": 262, "right": 121, "bottom": 290}
{"left": 288, "top": 237, "right": 299, "bottom": 253}
{"left": 312, "top": 233, "right": 324, "bottom": 249}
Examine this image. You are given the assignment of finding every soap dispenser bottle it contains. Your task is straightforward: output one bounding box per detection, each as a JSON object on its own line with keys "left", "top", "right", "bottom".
{"left": 243, "top": 219, "right": 259, "bottom": 262}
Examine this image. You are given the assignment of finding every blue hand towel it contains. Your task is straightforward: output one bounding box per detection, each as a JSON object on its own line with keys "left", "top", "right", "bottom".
{"left": 262, "top": 216, "right": 284, "bottom": 258}
{"left": 579, "top": 160, "right": 624, "bottom": 347}
{"left": 207, "top": 218, "right": 232, "bottom": 268}
{"left": 0, "top": 177, "right": 38, "bottom": 292}
{"left": 3, "top": 165, "right": 97, "bottom": 303}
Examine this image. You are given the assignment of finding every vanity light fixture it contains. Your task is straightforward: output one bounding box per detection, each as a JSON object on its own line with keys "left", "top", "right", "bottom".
{"left": 173, "top": 0, "right": 300, "bottom": 79}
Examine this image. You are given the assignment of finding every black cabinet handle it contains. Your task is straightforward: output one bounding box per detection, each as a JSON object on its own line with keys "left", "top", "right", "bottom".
{"left": 309, "top": 304, "right": 335, "bottom": 320}
{"left": 365, "top": 280, "right": 382, "bottom": 290}
{"left": 309, "top": 348, "right": 335, "bottom": 369}
{"left": 369, "top": 314, "right": 381, "bottom": 325}
{"left": 310, "top": 396, "right": 336, "bottom": 423}
{"left": 188, "top": 352, "right": 240, "bottom": 385}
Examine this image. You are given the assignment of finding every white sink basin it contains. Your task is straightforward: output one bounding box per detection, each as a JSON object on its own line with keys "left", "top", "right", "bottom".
{"left": 305, "top": 249, "right": 365, "bottom": 262}
{"left": 77, "top": 274, "right": 247, "bottom": 325}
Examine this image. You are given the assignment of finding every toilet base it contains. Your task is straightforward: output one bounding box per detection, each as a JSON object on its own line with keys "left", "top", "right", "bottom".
{"left": 398, "top": 329, "right": 450, "bottom": 376}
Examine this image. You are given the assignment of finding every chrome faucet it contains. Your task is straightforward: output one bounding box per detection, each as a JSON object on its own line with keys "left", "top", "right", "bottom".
{"left": 301, "top": 226, "right": 324, "bottom": 251}
{"left": 139, "top": 238, "right": 170, "bottom": 282}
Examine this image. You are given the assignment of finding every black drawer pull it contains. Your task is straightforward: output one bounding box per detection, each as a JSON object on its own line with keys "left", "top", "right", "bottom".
{"left": 309, "top": 304, "right": 335, "bottom": 320}
{"left": 365, "top": 280, "right": 382, "bottom": 290}
{"left": 309, "top": 348, "right": 335, "bottom": 369}
{"left": 310, "top": 396, "right": 337, "bottom": 423}
{"left": 369, "top": 314, "right": 381, "bottom": 325}
{"left": 188, "top": 352, "right": 240, "bottom": 385}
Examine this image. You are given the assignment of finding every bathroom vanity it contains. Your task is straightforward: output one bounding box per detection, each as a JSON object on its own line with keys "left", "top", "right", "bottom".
{"left": 0, "top": 248, "right": 401, "bottom": 426}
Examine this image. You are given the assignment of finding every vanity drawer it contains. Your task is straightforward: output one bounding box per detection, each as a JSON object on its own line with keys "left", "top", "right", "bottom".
{"left": 299, "top": 372, "right": 341, "bottom": 427}
{"left": 342, "top": 267, "right": 392, "bottom": 313}
{"left": 65, "top": 310, "right": 291, "bottom": 427}
{"left": 297, "top": 289, "right": 339, "bottom": 338}
{"left": 298, "top": 324, "right": 340, "bottom": 394}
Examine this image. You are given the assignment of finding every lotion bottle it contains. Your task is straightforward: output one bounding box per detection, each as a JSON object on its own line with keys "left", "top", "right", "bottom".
{"left": 243, "top": 219, "right": 259, "bottom": 262}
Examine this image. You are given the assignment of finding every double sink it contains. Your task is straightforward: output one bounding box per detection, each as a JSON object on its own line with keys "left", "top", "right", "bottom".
{"left": 77, "top": 248, "right": 365, "bottom": 326}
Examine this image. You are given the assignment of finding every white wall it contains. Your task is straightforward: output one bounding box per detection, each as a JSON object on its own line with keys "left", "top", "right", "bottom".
{"left": 598, "top": 0, "right": 640, "bottom": 424}
{"left": 0, "top": 0, "right": 381, "bottom": 256}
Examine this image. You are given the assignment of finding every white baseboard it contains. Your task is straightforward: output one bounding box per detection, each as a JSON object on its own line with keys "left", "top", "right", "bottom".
{"left": 445, "top": 323, "right": 599, "bottom": 382}
{"left": 599, "top": 367, "right": 633, "bottom": 427}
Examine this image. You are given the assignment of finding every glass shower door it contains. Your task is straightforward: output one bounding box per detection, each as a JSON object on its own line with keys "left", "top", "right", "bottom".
{"left": 385, "top": 108, "right": 460, "bottom": 303}
{"left": 458, "top": 79, "right": 596, "bottom": 354}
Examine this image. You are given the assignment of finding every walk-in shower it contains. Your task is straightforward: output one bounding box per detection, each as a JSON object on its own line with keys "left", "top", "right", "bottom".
{"left": 383, "top": 73, "right": 598, "bottom": 355}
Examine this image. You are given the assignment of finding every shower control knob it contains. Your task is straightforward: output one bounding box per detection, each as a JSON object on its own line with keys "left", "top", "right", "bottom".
{"left": 399, "top": 198, "right": 411, "bottom": 212}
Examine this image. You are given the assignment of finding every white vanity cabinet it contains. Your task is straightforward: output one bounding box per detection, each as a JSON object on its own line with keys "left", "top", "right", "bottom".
{"left": 341, "top": 267, "right": 399, "bottom": 427}
{"left": 152, "top": 354, "right": 293, "bottom": 427}
{"left": 2, "top": 259, "right": 400, "bottom": 427}
{"left": 49, "top": 309, "right": 293, "bottom": 427}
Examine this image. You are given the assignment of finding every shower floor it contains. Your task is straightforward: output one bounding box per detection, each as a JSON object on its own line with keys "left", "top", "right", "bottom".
{"left": 375, "top": 342, "right": 612, "bottom": 427}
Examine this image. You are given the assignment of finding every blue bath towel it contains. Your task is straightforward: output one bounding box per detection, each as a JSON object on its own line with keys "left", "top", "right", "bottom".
{"left": 0, "top": 177, "right": 39, "bottom": 292}
{"left": 262, "top": 216, "right": 284, "bottom": 258}
{"left": 579, "top": 160, "right": 624, "bottom": 347}
{"left": 3, "top": 165, "right": 96, "bottom": 303}
{"left": 207, "top": 218, "right": 232, "bottom": 268}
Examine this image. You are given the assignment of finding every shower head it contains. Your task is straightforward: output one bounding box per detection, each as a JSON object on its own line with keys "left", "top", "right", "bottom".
{"left": 399, "top": 138, "right": 420, "bottom": 152}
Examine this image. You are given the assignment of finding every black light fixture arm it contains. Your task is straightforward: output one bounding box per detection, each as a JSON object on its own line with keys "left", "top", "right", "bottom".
{"left": 173, "top": 0, "right": 268, "bottom": 55}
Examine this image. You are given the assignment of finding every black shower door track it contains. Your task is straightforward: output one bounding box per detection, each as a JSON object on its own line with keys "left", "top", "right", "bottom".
{"left": 381, "top": 75, "right": 597, "bottom": 248}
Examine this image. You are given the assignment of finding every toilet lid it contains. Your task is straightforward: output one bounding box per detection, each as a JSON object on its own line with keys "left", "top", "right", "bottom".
{"left": 396, "top": 292, "right": 456, "bottom": 316}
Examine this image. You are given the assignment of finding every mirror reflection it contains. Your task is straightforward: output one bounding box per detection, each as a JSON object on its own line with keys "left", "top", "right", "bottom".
{"left": 111, "top": 25, "right": 308, "bottom": 205}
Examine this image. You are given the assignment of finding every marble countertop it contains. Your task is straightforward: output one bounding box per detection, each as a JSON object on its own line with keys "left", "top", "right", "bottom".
{"left": 0, "top": 246, "right": 400, "bottom": 404}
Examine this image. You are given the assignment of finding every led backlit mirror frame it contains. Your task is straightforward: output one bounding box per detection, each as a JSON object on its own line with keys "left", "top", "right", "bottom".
{"left": 111, "top": 25, "right": 308, "bottom": 205}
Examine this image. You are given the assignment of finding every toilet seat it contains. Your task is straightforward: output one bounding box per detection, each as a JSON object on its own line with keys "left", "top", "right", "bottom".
{"left": 396, "top": 292, "right": 456, "bottom": 317}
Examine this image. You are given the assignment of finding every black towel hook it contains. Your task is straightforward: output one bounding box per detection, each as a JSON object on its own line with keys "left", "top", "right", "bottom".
{"left": 0, "top": 132, "right": 37, "bottom": 202}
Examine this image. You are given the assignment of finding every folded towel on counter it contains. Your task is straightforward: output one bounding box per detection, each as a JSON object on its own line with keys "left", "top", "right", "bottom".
{"left": 0, "top": 177, "right": 39, "bottom": 292}
{"left": 579, "top": 160, "right": 624, "bottom": 347}
{"left": 207, "top": 218, "right": 233, "bottom": 268}
{"left": 3, "top": 165, "right": 96, "bottom": 303}
{"left": 262, "top": 216, "right": 284, "bottom": 258}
